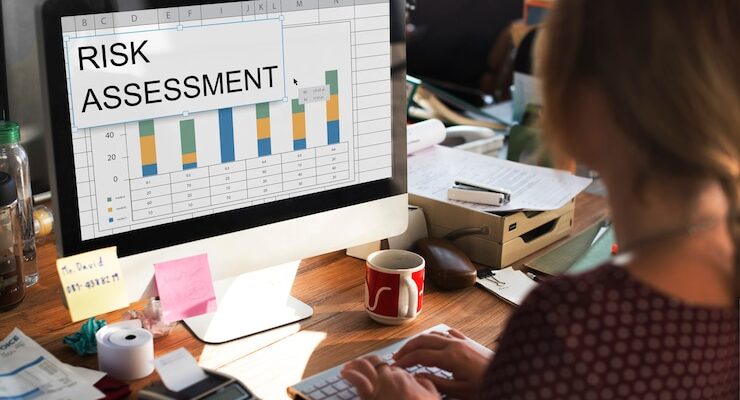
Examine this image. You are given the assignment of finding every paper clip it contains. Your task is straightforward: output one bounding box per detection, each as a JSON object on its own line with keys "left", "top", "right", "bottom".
{"left": 477, "top": 268, "right": 507, "bottom": 287}
{"left": 486, "top": 275, "right": 506, "bottom": 287}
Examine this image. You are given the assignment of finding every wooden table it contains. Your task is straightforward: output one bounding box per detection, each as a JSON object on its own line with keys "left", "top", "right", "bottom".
{"left": 0, "top": 193, "right": 607, "bottom": 399}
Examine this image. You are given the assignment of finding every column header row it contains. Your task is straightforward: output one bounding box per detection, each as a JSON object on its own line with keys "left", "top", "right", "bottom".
{"left": 62, "top": 0, "right": 388, "bottom": 32}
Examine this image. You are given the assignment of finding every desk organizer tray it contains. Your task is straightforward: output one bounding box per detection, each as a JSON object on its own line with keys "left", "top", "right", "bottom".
{"left": 409, "top": 194, "right": 575, "bottom": 268}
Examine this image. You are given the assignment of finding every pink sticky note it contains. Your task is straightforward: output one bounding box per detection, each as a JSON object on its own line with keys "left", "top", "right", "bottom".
{"left": 154, "top": 254, "right": 217, "bottom": 324}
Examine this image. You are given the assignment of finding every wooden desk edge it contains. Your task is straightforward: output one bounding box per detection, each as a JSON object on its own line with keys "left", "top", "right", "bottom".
{"left": 0, "top": 192, "right": 608, "bottom": 397}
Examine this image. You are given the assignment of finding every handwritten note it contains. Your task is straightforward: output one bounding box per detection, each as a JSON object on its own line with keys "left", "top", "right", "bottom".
{"left": 56, "top": 246, "right": 129, "bottom": 322}
{"left": 154, "top": 254, "right": 217, "bottom": 324}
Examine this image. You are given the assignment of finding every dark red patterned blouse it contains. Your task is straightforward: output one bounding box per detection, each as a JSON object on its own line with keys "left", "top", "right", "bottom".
{"left": 479, "top": 264, "right": 739, "bottom": 399}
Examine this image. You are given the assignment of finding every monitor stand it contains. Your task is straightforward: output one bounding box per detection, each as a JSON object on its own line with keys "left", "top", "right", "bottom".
{"left": 183, "top": 262, "right": 313, "bottom": 344}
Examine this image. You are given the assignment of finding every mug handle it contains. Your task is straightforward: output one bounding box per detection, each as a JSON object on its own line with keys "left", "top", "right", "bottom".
{"left": 402, "top": 276, "right": 418, "bottom": 318}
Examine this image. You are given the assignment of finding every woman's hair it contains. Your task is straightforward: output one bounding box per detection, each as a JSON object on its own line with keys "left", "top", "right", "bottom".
{"left": 536, "top": 0, "right": 740, "bottom": 275}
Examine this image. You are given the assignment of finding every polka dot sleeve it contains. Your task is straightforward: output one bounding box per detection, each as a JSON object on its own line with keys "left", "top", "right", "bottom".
{"left": 478, "top": 276, "right": 570, "bottom": 399}
{"left": 477, "top": 264, "right": 739, "bottom": 400}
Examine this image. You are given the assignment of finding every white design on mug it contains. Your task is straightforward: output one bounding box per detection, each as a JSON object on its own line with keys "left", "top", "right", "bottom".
{"left": 365, "top": 284, "right": 392, "bottom": 312}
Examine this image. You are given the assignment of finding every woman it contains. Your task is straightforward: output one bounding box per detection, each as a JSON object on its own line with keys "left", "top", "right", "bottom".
{"left": 341, "top": 0, "right": 739, "bottom": 398}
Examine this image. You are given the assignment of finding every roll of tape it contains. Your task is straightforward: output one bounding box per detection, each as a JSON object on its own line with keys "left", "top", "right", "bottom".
{"left": 96, "top": 320, "right": 154, "bottom": 381}
{"left": 33, "top": 205, "right": 54, "bottom": 237}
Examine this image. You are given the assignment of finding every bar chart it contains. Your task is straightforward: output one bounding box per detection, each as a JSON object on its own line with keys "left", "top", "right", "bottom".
{"left": 180, "top": 120, "right": 197, "bottom": 170}
{"left": 128, "top": 60, "right": 350, "bottom": 180}
{"left": 326, "top": 70, "right": 341, "bottom": 145}
{"left": 292, "top": 100, "right": 306, "bottom": 150}
{"left": 219, "top": 108, "right": 235, "bottom": 163}
{"left": 139, "top": 120, "right": 157, "bottom": 177}
{"left": 256, "top": 103, "right": 272, "bottom": 157}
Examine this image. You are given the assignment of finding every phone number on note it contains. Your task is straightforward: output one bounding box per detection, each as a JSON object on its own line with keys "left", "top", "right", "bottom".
{"left": 65, "top": 273, "right": 121, "bottom": 294}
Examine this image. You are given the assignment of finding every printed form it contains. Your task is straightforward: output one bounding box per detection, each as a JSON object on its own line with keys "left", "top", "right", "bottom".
{"left": 0, "top": 328, "right": 104, "bottom": 399}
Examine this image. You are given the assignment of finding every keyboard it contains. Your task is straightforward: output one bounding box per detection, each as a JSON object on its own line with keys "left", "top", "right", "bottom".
{"left": 287, "top": 324, "right": 489, "bottom": 400}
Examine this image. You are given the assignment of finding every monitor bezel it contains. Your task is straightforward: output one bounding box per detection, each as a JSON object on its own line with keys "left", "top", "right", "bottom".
{"left": 41, "top": 0, "right": 406, "bottom": 258}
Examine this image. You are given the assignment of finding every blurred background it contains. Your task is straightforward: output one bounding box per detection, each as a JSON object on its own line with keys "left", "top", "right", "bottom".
{"left": 2, "top": 0, "right": 51, "bottom": 194}
{"left": 407, "top": 0, "right": 524, "bottom": 102}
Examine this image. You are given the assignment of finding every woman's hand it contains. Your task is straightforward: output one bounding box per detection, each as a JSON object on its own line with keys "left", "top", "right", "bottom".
{"left": 341, "top": 355, "right": 440, "bottom": 400}
{"left": 392, "top": 329, "right": 493, "bottom": 400}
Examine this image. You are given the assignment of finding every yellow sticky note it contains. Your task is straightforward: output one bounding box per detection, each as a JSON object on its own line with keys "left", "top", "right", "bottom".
{"left": 56, "top": 246, "right": 130, "bottom": 322}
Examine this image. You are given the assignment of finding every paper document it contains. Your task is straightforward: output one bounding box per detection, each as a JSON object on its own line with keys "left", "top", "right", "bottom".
{"left": 153, "top": 348, "right": 208, "bottom": 392}
{"left": 0, "top": 328, "right": 104, "bottom": 400}
{"left": 408, "top": 145, "right": 592, "bottom": 212}
{"left": 477, "top": 267, "right": 537, "bottom": 306}
{"left": 69, "top": 366, "right": 106, "bottom": 386}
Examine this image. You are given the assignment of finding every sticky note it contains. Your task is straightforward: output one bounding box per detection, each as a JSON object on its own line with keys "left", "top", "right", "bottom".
{"left": 56, "top": 246, "right": 129, "bottom": 322}
{"left": 154, "top": 254, "right": 217, "bottom": 324}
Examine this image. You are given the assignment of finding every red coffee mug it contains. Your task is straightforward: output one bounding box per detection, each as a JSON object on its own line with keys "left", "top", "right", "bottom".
{"left": 365, "top": 250, "right": 425, "bottom": 325}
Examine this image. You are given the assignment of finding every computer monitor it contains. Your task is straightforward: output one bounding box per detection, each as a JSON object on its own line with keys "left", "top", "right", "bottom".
{"left": 40, "top": 0, "right": 407, "bottom": 343}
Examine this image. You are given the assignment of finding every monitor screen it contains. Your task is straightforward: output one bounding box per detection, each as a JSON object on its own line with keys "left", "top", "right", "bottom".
{"left": 43, "top": 0, "right": 405, "bottom": 257}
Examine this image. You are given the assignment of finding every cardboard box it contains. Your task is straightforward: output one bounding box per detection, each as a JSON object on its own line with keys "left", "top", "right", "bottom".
{"left": 409, "top": 194, "right": 575, "bottom": 268}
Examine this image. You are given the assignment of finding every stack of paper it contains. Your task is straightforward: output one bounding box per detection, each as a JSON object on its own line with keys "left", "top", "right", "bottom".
{"left": 408, "top": 145, "right": 592, "bottom": 212}
{"left": 0, "top": 328, "right": 105, "bottom": 399}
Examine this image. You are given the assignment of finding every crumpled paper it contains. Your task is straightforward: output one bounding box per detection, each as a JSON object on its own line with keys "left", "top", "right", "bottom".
{"left": 122, "top": 297, "right": 175, "bottom": 338}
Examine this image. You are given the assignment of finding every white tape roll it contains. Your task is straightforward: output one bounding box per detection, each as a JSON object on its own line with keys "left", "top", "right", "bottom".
{"left": 96, "top": 320, "right": 154, "bottom": 381}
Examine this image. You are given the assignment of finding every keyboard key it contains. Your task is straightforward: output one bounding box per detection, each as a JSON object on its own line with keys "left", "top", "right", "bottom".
{"left": 338, "top": 391, "right": 355, "bottom": 400}
{"left": 309, "top": 390, "right": 327, "bottom": 400}
{"left": 322, "top": 386, "right": 338, "bottom": 395}
{"left": 325, "top": 395, "right": 342, "bottom": 400}
{"left": 333, "top": 381, "right": 350, "bottom": 391}
{"left": 304, "top": 384, "right": 320, "bottom": 393}
{"left": 327, "top": 375, "right": 341, "bottom": 383}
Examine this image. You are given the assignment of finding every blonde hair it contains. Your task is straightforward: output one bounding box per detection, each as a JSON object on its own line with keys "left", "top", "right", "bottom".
{"left": 536, "top": 0, "right": 740, "bottom": 275}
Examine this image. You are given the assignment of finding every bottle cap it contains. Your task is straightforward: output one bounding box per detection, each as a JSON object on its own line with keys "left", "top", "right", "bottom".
{"left": 0, "top": 172, "right": 17, "bottom": 207}
{"left": 0, "top": 121, "right": 20, "bottom": 144}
